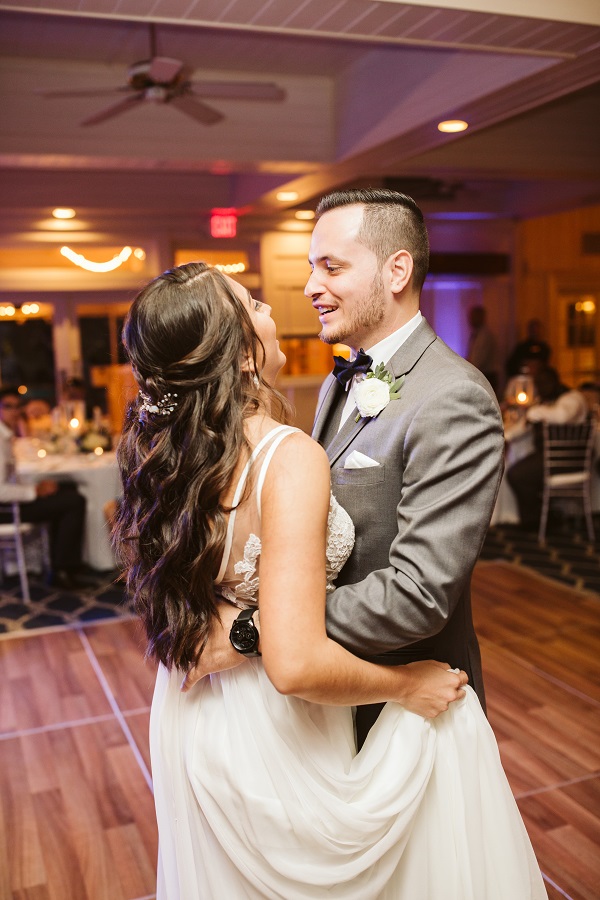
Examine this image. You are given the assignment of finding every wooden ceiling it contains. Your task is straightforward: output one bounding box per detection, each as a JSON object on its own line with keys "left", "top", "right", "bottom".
{"left": 0, "top": 0, "right": 598, "bottom": 240}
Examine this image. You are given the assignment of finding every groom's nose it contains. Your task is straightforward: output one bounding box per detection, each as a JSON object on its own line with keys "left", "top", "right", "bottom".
{"left": 304, "top": 269, "right": 322, "bottom": 298}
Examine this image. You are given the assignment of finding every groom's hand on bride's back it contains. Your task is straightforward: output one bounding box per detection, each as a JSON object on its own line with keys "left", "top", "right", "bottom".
{"left": 180, "top": 601, "right": 245, "bottom": 692}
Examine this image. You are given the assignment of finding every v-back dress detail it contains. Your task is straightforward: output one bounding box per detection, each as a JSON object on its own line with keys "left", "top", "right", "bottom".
{"left": 150, "top": 425, "right": 547, "bottom": 899}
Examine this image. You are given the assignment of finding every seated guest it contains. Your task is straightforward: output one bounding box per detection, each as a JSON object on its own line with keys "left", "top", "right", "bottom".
{"left": 506, "top": 368, "right": 588, "bottom": 530}
{"left": 577, "top": 381, "right": 600, "bottom": 421}
{"left": 526, "top": 369, "right": 588, "bottom": 425}
{"left": 0, "top": 387, "right": 88, "bottom": 590}
{"left": 502, "top": 348, "right": 548, "bottom": 409}
{"left": 22, "top": 397, "right": 53, "bottom": 438}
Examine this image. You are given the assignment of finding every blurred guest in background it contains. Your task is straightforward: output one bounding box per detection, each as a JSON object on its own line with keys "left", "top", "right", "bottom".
{"left": 577, "top": 381, "right": 600, "bottom": 422}
{"left": 22, "top": 397, "right": 53, "bottom": 438}
{"left": 505, "top": 318, "right": 551, "bottom": 379}
{"left": 506, "top": 368, "right": 588, "bottom": 530}
{"left": 502, "top": 347, "right": 549, "bottom": 411}
{"left": 466, "top": 305, "right": 499, "bottom": 393}
{"left": 0, "top": 386, "right": 88, "bottom": 590}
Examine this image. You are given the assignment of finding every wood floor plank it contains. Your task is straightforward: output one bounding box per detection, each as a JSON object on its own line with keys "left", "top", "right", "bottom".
{"left": 123, "top": 711, "right": 151, "bottom": 773}
{"left": 0, "top": 720, "right": 157, "bottom": 900}
{"left": 519, "top": 782, "right": 600, "bottom": 900}
{"left": 474, "top": 562, "right": 600, "bottom": 701}
{"left": 0, "top": 630, "right": 111, "bottom": 734}
{"left": 83, "top": 619, "right": 156, "bottom": 712}
{"left": 105, "top": 823, "right": 157, "bottom": 900}
{"left": 480, "top": 643, "right": 600, "bottom": 794}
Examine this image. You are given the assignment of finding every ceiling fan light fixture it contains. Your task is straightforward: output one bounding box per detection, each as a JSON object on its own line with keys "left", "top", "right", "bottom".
{"left": 145, "top": 85, "right": 169, "bottom": 103}
{"left": 52, "top": 208, "right": 76, "bottom": 219}
{"left": 437, "top": 119, "right": 469, "bottom": 133}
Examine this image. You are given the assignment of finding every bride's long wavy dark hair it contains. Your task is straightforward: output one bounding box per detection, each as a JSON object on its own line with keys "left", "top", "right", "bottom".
{"left": 114, "top": 262, "right": 290, "bottom": 670}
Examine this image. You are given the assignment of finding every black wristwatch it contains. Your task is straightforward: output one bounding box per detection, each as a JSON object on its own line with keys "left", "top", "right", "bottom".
{"left": 229, "top": 607, "right": 261, "bottom": 657}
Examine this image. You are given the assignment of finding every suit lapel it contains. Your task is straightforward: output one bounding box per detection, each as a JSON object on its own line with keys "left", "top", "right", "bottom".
{"left": 325, "top": 410, "right": 371, "bottom": 466}
{"left": 312, "top": 375, "right": 343, "bottom": 445}
{"left": 323, "top": 319, "right": 438, "bottom": 468}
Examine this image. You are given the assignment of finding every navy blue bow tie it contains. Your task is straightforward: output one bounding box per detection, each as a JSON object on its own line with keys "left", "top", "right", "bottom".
{"left": 332, "top": 348, "right": 373, "bottom": 387}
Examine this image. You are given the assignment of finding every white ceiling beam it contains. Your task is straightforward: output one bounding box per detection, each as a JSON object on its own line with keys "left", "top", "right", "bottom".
{"left": 377, "top": 0, "right": 600, "bottom": 28}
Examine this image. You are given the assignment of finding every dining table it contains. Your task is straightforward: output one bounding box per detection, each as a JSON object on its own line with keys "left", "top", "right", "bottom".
{"left": 15, "top": 441, "right": 121, "bottom": 571}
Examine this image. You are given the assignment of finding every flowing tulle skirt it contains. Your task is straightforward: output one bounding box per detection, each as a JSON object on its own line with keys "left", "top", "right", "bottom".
{"left": 150, "top": 661, "right": 547, "bottom": 899}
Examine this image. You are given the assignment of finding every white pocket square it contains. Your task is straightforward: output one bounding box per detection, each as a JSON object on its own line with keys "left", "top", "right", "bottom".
{"left": 344, "top": 450, "right": 380, "bottom": 469}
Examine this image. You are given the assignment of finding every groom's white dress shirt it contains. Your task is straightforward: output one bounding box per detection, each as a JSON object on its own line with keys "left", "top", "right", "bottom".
{"left": 338, "top": 311, "right": 422, "bottom": 430}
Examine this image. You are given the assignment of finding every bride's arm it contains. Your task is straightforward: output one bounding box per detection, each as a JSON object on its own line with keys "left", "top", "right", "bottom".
{"left": 258, "top": 431, "right": 466, "bottom": 714}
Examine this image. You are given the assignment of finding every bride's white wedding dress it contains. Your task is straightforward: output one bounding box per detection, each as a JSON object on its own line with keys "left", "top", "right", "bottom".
{"left": 150, "top": 425, "right": 547, "bottom": 899}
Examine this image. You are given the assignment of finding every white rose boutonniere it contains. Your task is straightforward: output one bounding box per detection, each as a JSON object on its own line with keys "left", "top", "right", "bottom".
{"left": 353, "top": 363, "right": 405, "bottom": 421}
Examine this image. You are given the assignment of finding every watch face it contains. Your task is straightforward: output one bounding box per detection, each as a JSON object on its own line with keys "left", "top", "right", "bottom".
{"left": 230, "top": 621, "right": 259, "bottom": 653}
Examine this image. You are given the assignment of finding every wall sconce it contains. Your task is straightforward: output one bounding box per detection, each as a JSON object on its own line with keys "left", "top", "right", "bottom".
{"left": 60, "top": 245, "right": 145, "bottom": 273}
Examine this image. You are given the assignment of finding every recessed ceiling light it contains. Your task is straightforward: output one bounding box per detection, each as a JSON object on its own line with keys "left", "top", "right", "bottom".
{"left": 276, "top": 191, "right": 299, "bottom": 202}
{"left": 437, "top": 120, "right": 468, "bottom": 133}
{"left": 295, "top": 210, "right": 315, "bottom": 220}
{"left": 52, "top": 207, "right": 76, "bottom": 219}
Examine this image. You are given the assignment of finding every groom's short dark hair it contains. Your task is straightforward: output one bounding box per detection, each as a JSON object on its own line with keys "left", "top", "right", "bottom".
{"left": 315, "top": 188, "right": 430, "bottom": 292}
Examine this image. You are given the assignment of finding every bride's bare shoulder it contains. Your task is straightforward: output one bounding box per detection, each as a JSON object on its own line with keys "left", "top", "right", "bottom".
{"left": 244, "top": 420, "right": 329, "bottom": 488}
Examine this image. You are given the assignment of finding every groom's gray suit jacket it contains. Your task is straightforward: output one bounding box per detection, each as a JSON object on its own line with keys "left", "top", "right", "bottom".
{"left": 313, "top": 318, "right": 504, "bottom": 709}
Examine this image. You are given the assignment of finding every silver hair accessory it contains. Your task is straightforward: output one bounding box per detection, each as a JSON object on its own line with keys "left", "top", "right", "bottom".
{"left": 138, "top": 390, "right": 179, "bottom": 419}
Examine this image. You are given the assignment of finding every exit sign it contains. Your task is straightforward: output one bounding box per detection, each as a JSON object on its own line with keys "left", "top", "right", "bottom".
{"left": 210, "top": 209, "right": 237, "bottom": 238}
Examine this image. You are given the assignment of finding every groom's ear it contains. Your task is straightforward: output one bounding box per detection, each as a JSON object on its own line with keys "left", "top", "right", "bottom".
{"left": 388, "top": 250, "right": 414, "bottom": 295}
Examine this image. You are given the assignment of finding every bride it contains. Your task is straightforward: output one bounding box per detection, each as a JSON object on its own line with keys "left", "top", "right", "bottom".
{"left": 115, "top": 261, "right": 547, "bottom": 899}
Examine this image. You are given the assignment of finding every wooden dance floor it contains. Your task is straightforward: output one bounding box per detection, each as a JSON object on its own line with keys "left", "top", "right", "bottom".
{"left": 0, "top": 561, "right": 598, "bottom": 899}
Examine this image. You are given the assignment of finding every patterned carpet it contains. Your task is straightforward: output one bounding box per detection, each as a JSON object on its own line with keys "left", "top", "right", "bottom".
{"left": 0, "top": 568, "right": 132, "bottom": 635}
{"left": 1, "top": 517, "right": 598, "bottom": 634}
{"left": 480, "top": 520, "right": 600, "bottom": 595}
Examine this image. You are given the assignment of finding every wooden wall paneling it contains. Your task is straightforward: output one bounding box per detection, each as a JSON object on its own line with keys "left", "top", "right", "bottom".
{"left": 514, "top": 204, "right": 600, "bottom": 381}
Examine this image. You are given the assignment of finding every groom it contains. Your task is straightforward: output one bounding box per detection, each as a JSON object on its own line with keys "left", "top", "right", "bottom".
{"left": 182, "top": 188, "right": 504, "bottom": 744}
{"left": 307, "top": 189, "right": 504, "bottom": 744}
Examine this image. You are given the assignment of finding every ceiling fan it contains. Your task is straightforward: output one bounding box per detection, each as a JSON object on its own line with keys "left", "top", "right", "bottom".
{"left": 37, "top": 24, "right": 286, "bottom": 127}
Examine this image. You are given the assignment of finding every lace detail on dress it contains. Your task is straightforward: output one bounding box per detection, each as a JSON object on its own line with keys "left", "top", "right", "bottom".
{"left": 217, "top": 533, "right": 261, "bottom": 607}
{"left": 232, "top": 534, "right": 261, "bottom": 602}
{"left": 325, "top": 493, "right": 355, "bottom": 593}
{"left": 218, "top": 495, "right": 354, "bottom": 606}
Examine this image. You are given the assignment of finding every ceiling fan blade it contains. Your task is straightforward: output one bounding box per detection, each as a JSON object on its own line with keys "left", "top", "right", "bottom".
{"left": 36, "top": 88, "right": 124, "bottom": 99}
{"left": 149, "top": 57, "right": 183, "bottom": 84}
{"left": 169, "top": 95, "right": 224, "bottom": 125}
{"left": 189, "top": 81, "right": 286, "bottom": 102}
{"left": 81, "top": 94, "right": 142, "bottom": 127}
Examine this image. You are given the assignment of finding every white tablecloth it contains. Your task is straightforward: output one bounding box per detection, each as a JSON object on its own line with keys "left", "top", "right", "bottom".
{"left": 491, "top": 425, "right": 600, "bottom": 527}
{"left": 17, "top": 451, "right": 120, "bottom": 571}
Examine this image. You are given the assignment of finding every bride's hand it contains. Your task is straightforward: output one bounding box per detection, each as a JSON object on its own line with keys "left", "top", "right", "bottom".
{"left": 180, "top": 601, "right": 245, "bottom": 692}
{"left": 394, "top": 660, "right": 468, "bottom": 718}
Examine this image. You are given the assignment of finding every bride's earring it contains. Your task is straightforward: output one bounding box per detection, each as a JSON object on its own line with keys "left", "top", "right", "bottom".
{"left": 253, "top": 373, "right": 260, "bottom": 388}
